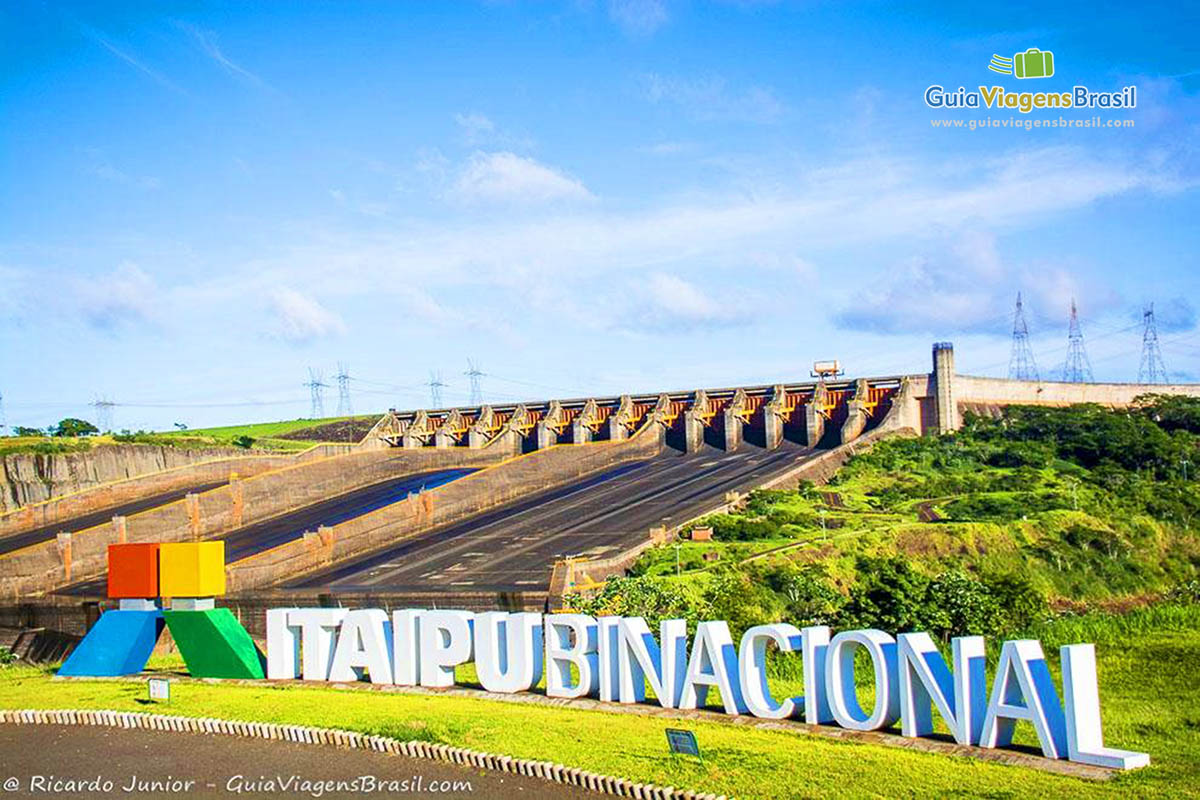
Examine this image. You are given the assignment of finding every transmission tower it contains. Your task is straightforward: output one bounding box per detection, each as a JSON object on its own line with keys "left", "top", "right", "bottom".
{"left": 90, "top": 396, "right": 115, "bottom": 432}
{"left": 305, "top": 369, "right": 328, "bottom": 419}
{"left": 465, "top": 359, "right": 485, "bottom": 407}
{"left": 1138, "top": 303, "right": 1169, "bottom": 384}
{"left": 1007, "top": 292, "right": 1040, "bottom": 381}
{"left": 1061, "top": 299, "right": 1094, "bottom": 383}
{"left": 427, "top": 371, "right": 446, "bottom": 408}
{"left": 335, "top": 362, "right": 353, "bottom": 416}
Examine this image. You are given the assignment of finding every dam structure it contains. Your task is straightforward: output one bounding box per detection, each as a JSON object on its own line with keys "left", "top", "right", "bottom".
{"left": 2, "top": 343, "right": 1198, "bottom": 640}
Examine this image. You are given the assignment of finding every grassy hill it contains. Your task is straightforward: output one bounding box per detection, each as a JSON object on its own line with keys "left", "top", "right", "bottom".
{"left": 580, "top": 397, "right": 1200, "bottom": 642}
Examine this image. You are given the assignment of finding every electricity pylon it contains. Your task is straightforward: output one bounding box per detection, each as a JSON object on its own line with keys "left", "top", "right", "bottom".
{"left": 305, "top": 369, "right": 328, "bottom": 419}
{"left": 1007, "top": 292, "right": 1039, "bottom": 381}
{"left": 1138, "top": 303, "right": 1169, "bottom": 384}
{"left": 90, "top": 397, "right": 115, "bottom": 432}
{"left": 427, "top": 371, "right": 446, "bottom": 409}
{"left": 335, "top": 363, "right": 353, "bottom": 416}
{"left": 465, "top": 359, "right": 485, "bottom": 407}
{"left": 1061, "top": 299, "right": 1094, "bottom": 383}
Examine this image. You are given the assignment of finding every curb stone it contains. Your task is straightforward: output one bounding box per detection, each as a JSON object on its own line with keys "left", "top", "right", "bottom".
{"left": 0, "top": 709, "right": 723, "bottom": 799}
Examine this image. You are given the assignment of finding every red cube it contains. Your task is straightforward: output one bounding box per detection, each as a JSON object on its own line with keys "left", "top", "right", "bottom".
{"left": 107, "top": 543, "right": 160, "bottom": 599}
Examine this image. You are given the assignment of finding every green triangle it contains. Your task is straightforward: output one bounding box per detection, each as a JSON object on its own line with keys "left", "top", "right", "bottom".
{"left": 163, "top": 608, "right": 265, "bottom": 679}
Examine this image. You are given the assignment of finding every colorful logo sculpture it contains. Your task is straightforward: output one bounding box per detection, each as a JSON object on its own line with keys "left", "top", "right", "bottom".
{"left": 58, "top": 541, "right": 264, "bottom": 679}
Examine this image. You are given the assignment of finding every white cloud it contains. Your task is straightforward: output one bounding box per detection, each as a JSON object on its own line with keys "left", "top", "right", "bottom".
{"left": 74, "top": 262, "right": 161, "bottom": 329}
{"left": 608, "top": 0, "right": 669, "bottom": 36}
{"left": 88, "top": 156, "right": 160, "bottom": 190}
{"left": 451, "top": 151, "right": 592, "bottom": 204}
{"left": 833, "top": 230, "right": 1110, "bottom": 335}
{"left": 454, "top": 112, "right": 496, "bottom": 144}
{"left": 269, "top": 289, "right": 346, "bottom": 343}
{"left": 642, "top": 73, "right": 785, "bottom": 122}
{"left": 131, "top": 143, "right": 1185, "bottom": 347}
{"left": 87, "top": 31, "right": 186, "bottom": 94}
{"left": 640, "top": 140, "right": 697, "bottom": 156}
{"left": 647, "top": 273, "right": 728, "bottom": 320}
{"left": 178, "top": 22, "right": 269, "bottom": 88}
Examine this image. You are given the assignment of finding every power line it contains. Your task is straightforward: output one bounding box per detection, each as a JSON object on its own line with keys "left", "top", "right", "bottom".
{"left": 1138, "top": 303, "right": 1169, "bottom": 384}
{"left": 336, "top": 362, "right": 353, "bottom": 416}
{"left": 427, "top": 371, "right": 446, "bottom": 409}
{"left": 1007, "top": 291, "right": 1039, "bottom": 381}
{"left": 305, "top": 369, "right": 328, "bottom": 419}
{"left": 1061, "top": 299, "right": 1094, "bottom": 383}
{"left": 465, "top": 359, "right": 485, "bottom": 407}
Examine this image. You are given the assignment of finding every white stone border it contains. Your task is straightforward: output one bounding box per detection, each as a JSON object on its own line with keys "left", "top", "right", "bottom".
{"left": 0, "top": 709, "right": 723, "bottom": 800}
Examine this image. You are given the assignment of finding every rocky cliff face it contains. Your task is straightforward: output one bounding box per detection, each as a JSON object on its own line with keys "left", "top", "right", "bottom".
{"left": 0, "top": 445, "right": 250, "bottom": 512}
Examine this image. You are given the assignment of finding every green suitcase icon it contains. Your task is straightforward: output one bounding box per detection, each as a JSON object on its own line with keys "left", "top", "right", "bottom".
{"left": 1014, "top": 48, "right": 1054, "bottom": 79}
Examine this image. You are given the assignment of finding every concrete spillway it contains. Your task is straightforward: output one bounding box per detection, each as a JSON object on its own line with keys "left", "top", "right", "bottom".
{"left": 285, "top": 444, "right": 812, "bottom": 594}
{"left": 0, "top": 480, "right": 227, "bottom": 556}
{"left": 56, "top": 468, "right": 475, "bottom": 597}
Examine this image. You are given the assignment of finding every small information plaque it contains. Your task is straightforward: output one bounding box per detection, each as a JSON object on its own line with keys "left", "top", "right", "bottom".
{"left": 148, "top": 678, "right": 170, "bottom": 703}
{"left": 665, "top": 728, "right": 700, "bottom": 758}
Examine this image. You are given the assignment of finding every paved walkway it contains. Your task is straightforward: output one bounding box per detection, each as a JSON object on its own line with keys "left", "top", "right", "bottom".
{"left": 1, "top": 725, "right": 597, "bottom": 799}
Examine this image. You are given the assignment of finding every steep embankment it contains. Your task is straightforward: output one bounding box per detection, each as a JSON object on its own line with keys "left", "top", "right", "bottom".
{"left": 0, "top": 444, "right": 267, "bottom": 513}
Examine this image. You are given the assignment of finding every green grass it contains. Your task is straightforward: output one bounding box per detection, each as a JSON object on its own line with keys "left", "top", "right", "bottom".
{"left": 0, "top": 436, "right": 95, "bottom": 457}
{"left": 2, "top": 605, "right": 1197, "bottom": 798}
{"left": 0, "top": 415, "right": 380, "bottom": 457}
{"left": 159, "top": 418, "right": 356, "bottom": 440}
{"left": 155, "top": 416, "right": 380, "bottom": 451}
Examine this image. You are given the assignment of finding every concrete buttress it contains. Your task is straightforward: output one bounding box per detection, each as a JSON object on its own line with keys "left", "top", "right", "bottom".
{"left": 840, "top": 378, "right": 870, "bottom": 444}
{"left": 724, "top": 388, "right": 748, "bottom": 451}
{"left": 608, "top": 395, "right": 634, "bottom": 441}
{"left": 402, "top": 411, "right": 432, "bottom": 449}
{"left": 683, "top": 390, "right": 708, "bottom": 453}
{"left": 468, "top": 406, "right": 496, "bottom": 449}
{"left": 536, "top": 401, "right": 565, "bottom": 450}
{"left": 806, "top": 384, "right": 828, "bottom": 447}
{"left": 571, "top": 399, "right": 599, "bottom": 444}
{"left": 764, "top": 385, "right": 787, "bottom": 450}
{"left": 434, "top": 409, "right": 465, "bottom": 449}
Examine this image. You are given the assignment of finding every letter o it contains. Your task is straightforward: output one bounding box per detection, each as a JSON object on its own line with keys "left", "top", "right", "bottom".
{"left": 825, "top": 630, "right": 901, "bottom": 731}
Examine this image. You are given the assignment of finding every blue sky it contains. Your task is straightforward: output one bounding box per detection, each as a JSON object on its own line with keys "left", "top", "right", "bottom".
{"left": 2, "top": 1, "right": 1198, "bottom": 431}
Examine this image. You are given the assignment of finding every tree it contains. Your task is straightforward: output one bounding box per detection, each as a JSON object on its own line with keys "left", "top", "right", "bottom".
{"left": 925, "top": 570, "right": 1002, "bottom": 640}
{"left": 52, "top": 418, "right": 98, "bottom": 437}
{"left": 839, "top": 556, "right": 935, "bottom": 634}
{"left": 12, "top": 426, "right": 44, "bottom": 437}
{"left": 232, "top": 435, "right": 256, "bottom": 449}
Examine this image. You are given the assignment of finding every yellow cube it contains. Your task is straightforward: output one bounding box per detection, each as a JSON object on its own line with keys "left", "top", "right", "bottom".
{"left": 159, "top": 542, "right": 226, "bottom": 597}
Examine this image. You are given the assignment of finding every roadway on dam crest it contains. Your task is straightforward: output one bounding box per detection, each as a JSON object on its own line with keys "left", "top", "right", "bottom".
{"left": 0, "top": 481, "right": 227, "bottom": 556}
{"left": 56, "top": 468, "right": 475, "bottom": 597}
{"left": 287, "top": 443, "right": 814, "bottom": 594}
